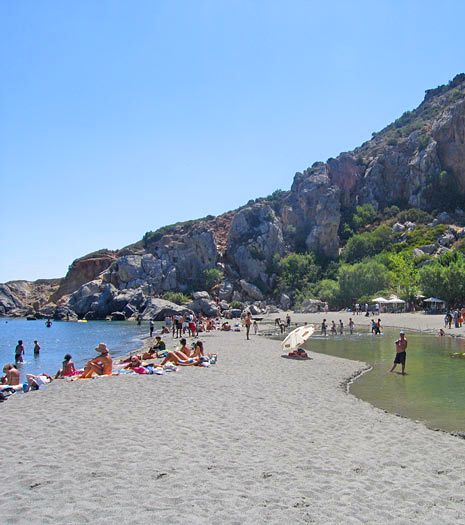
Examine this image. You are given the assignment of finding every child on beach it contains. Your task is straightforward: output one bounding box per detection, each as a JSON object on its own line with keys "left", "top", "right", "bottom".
{"left": 253, "top": 320, "right": 258, "bottom": 335}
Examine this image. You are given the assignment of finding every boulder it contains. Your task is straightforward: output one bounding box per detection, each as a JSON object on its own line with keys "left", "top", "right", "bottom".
{"left": 405, "top": 221, "right": 416, "bottom": 231}
{"left": 392, "top": 222, "right": 406, "bottom": 232}
{"left": 219, "top": 300, "right": 229, "bottom": 311}
{"left": 110, "top": 311, "right": 126, "bottom": 321}
{"left": 187, "top": 299, "right": 219, "bottom": 317}
{"left": 436, "top": 211, "right": 453, "bottom": 224}
{"left": 230, "top": 308, "right": 242, "bottom": 318}
{"left": 192, "top": 291, "right": 210, "bottom": 301}
{"left": 53, "top": 306, "right": 77, "bottom": 321}
{"left": 239, "top": 280, "right": 264, "bottom": 301}
{"left": 413, "top": 248, "right": 425, "bottom": 257}
{"left": 419, "top": 244, "right": 436, "bottom": 254}
{"left": 218, "top": 280, "right": 234, "bottom": 301}
{"left": 266, "top": 305, "right": 281, "bottom": 314}
{"left": 438, "top": 233, "right": 455, "bottom": 247}
{"left": 301, "top": 299, "right": 325, "bottom": 313}
{"left": 248, "top": 304, "right": 262, "bottom": 315}
{"left": 141, "top": 298, "right": 190, "bottom": 321}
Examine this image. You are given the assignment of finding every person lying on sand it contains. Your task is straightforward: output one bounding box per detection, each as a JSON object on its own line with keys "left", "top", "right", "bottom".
{"left": 159, "top": 351, "right": 202, "bottom": 367}
{"left": 80, "top": 343, "right": 113, "bottom": 378}
{"left": 1, "top": 363, "right": 20, "bottom": 385}
{"left": 26, "top": 373, "right": 53, "bottom": 390}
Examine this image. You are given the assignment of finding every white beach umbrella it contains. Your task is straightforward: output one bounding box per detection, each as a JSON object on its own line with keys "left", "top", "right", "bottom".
{"left": 281, "top": 325, "right": 315, "bottom": 351}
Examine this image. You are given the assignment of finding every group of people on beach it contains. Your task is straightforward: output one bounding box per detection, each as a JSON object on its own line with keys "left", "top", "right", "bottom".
{"left": 1, "top": 333, "right": 216, "bottom": 399}
{"left": 320, "top": 318, "right": 356, "bottom": 336}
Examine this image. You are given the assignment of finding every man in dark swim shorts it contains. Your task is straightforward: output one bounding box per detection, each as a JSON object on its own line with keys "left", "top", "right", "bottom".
{"left": 390, "top": 331, "right": 408, "bottom": 375}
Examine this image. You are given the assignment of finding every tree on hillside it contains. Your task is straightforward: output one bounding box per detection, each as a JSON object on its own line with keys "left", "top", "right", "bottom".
{"left": 337, "top": 260, "right": 391, "bottom": 306}
{"left": 276, "top": 253, "right": 320, "bottom": 294}
{"left": 384, "top": 252, "right": 419, "bottom": 302}
{"left": 419, "top": 252, "right": 465, "bottom": 305}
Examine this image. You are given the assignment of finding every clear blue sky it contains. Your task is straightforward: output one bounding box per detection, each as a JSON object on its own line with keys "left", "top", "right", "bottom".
{"left": 1, "top": 0, "right": 465, "bottom": 282}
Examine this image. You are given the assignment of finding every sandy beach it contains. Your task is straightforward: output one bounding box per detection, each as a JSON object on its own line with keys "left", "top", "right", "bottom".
{"left": 2, "top": 315, "right": 465, "bottom": 524}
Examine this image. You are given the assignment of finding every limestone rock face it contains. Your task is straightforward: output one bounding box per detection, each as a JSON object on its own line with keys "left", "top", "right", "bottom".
{"left": 433, "top": 99, "right": 465, "bottom": 193}
{"left": 283, "top": 164, "right": 341, "bottom": 257}
{"left": 51, "top": 251, "right": 116, "bottom": 302}
{"left": 0, "top": 284, "right": 23, "bottom": 314}
{"left": 226, "top": 203, "right": 285, "bottom": 291}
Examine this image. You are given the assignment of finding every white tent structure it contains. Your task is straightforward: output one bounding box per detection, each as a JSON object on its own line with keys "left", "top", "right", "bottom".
{"left": 423, "top": 297, "right": 446, "bottom": 313}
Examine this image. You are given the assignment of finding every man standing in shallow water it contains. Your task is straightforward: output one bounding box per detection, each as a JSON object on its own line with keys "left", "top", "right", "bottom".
{"left": 390, "top": 331, "right": 408, "bottom": 375}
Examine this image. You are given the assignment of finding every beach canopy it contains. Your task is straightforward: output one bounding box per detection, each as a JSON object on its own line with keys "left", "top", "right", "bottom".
{"left": 372, "top": 297, "right": 389, "bottom": 303}
{"left": 386, "top": 295, "right": 405, "bottom": 304}
{"left": 423, "top": 297, "right": 446, "bottom": 303}
{"left": 282, "top": 325, "right": 314, "bottom": 351}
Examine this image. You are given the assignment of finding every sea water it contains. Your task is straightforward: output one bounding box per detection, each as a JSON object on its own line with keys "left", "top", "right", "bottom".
{"left": 308, "top": 328, "right": 465, "bottom": 433}
{"left": 0, "top": 318, "right": 162, "bottom": 380}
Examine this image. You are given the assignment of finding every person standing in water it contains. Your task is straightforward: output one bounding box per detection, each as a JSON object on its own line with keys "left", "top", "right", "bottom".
{"left": 149, "top": 320, "right": 154, "bottom": 337}
{"left": 15, "top": 340, "right": 25, "bottom": 363}
{"left": 390, "top": 331, "right": 408, "bottom": 375}
{"left": 33, "top": 340, "right": 40, "bottom": 356}
{"left": 349, "top": 318, "right": 355, "bottom": 335}
{"left": 321, "top": 319, "right": 327, "bottom": 336}
{"left": 339, "top": 320, "right": 344, "bottom": 335}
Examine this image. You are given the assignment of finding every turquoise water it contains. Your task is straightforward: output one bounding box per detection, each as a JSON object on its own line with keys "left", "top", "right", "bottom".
{"left": 0, "top": 318, "right": 160, "bottom": 380}
{"left": 308, "top": 329, "right": 465, "bottom": 433}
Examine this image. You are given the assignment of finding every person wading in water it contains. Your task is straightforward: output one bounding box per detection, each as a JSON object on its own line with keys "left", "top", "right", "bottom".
{"left": 390, "top": 331, "right": 408, "bottom": 375}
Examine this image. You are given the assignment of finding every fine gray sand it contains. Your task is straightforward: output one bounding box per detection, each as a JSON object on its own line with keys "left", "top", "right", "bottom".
{"left": 2, "top": 326, "right": 465, "bottom": 524}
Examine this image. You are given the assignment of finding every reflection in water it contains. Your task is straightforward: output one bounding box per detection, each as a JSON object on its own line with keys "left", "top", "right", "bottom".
{"left": 308, "top": 329, "right": 465, "bottom": 433}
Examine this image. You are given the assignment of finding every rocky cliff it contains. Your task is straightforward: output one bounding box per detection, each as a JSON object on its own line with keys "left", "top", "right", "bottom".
{"left": 3, "top": 74, "right": 465, "bottom": 318}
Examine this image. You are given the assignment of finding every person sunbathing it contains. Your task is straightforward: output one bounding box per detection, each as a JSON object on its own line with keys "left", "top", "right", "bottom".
{"left": 26, "top": 373, "right": 53, "bottom": 390}
{"left": 80, "top": 343, "right": 113, "bottom": 378}
{"left": 141, "top": 348, "right": 157, "bottom": 360}
{"left": 1, "top": 363, "right": 20, "bottom": 385}
{"left": 55, "top": 354, "right": 81, "bottom": 378}
{"left": 124, "top": 355, "right": 142, "bottom": 369}
{"left": 159, "top": 351, "right": 201, "bottom": 367}
{"left": 221, "top": 321, "right": 231, "bottom": 331}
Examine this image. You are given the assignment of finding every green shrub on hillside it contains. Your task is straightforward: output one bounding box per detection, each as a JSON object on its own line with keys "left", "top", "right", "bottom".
{"left": 351, "top": 203, "right": 378, "bottom": 231}
{"left": 343, "top": 225, "right": 393, "bottom": 263}
{"left": 162, "top": 292, "right": 191, "bottom": 305}
{"left": 201, "top": 268, "right": 224, "bottom": 291}
{"left": 395, "top": 208, "right": 432, "bottom": 224}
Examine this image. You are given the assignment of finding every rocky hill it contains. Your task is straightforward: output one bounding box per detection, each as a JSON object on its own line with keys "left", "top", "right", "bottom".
{"left": 3, "top": 74, "right": 465, "bottom": 319}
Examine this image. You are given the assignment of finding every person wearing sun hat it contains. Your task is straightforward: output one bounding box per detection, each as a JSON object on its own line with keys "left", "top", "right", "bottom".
{"left": 390, "top": 330, "right": 408, "bottom": 375}
{"left": 80, "top": 343, "right": 113, "bottom": 378}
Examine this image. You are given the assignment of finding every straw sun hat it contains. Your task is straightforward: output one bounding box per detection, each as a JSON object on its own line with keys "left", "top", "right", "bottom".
{"left": 95, "top": 342, "right": 109, "bottom": 354}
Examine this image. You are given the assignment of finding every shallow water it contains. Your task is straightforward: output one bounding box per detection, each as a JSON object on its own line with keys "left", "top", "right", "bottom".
{"left": 308, "top": 329, "right": 465, "bottom": 433}
{"left": 0, "top": 318, "right": 161, "bottom": 380}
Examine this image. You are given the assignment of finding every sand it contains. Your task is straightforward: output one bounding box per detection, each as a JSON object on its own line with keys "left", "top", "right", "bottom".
{"left": 2, "top": 317, "right": 465, "bottom": 524}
